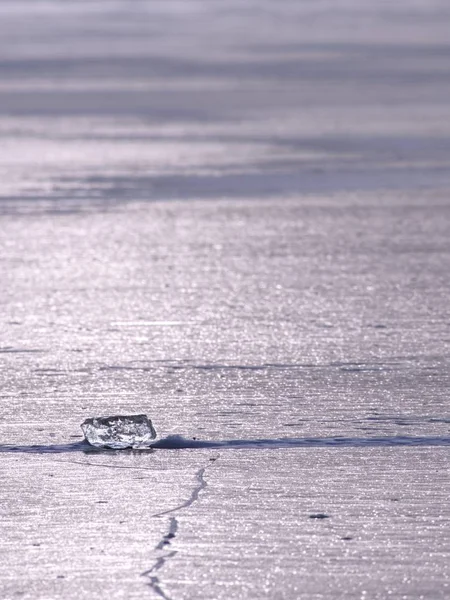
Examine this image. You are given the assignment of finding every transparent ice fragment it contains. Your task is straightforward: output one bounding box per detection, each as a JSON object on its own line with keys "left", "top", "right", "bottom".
{"left": 81, "top": 414, "right": 157, "bottom": 449}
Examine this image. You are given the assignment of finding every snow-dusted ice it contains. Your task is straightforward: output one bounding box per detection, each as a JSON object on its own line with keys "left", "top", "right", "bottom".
{"left": 81, "top": 415, "right": 156, "bottom": 449}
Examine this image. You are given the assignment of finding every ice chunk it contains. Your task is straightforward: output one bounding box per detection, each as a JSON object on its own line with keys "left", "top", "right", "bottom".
{"left": 81, "top": 414, "right": 157, "bottom": 449}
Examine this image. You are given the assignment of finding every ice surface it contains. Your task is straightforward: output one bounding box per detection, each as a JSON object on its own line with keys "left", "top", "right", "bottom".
{"left": 2, "top": 1, "right": 450, "bottom": 598}
{"left": 81, "top": 414, "right": 157, "bottom": 449}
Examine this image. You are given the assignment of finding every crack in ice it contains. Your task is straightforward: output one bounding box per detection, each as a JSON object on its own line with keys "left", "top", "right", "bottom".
{"left": 155, "top": 517, "right": 179, "bottom": 551}
{"left": 53, "top": 452, "right": 219, "bottom": 599}
{"left": 143, "top": 457, "right": 219, "bottom": 599}
{"left": 141, "top": 551, "right": 178, "bottom": 600}
{"left": 152, "top": 467, "right": 207, "bottom": 517}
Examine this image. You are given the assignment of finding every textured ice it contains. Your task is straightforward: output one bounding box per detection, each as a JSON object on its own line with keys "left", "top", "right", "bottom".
{"left": 81, "top": 414, "right": 157, "bottom": 449}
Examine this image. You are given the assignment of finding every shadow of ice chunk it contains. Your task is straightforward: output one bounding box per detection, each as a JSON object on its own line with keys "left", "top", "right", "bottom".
{"left": 151, "top": 434, "right": 450, "bottom": 449}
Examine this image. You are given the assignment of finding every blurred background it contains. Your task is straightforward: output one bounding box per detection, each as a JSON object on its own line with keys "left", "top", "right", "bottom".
{"left": 1, "top": 0, "right": 450, "bottom": 207}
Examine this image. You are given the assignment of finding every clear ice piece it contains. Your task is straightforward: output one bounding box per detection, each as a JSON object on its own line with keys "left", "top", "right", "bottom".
{"left": 81, "top": 414, "right": 157, "bottom": 449}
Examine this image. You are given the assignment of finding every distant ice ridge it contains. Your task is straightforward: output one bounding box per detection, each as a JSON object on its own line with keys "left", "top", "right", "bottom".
{"left": 81, "top": 414, "right": 156, "bottom": 449}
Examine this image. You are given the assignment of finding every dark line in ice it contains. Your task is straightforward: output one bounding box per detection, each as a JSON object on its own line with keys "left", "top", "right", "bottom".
{"left": 0, "top": 347, "right": 44, "bottom": 353}
{"left": 141, "top": 551, "right": 177, "bottom": 600}
{"left": 155, "top": 517, "right": 179, "bottom": 550}
{"left": 152, "top": 467, "right": 207, "bottom": 517}
{"left": 143, "top": 458, "right": 218, "bottom": 598}
{"left": 0, "top": 442, "right": 89, "bottom": 453}
{"left": 2, "top": 435, "right": 449, "bottom": 455}
{"left": 52, "top": 459, "right": 156, "bottom": 471}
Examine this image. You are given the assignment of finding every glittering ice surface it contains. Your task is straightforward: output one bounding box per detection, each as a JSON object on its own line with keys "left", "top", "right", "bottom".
{"left": 2, "top": 1, "right": 450, "bottom": 599}
{"left": 81, "top": 415, "right": 157, "bottom": 449}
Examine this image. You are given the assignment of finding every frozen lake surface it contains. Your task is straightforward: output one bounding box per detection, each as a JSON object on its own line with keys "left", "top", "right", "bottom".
{"left": 1, "top": 1, "right": 450, "bottom": 599}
